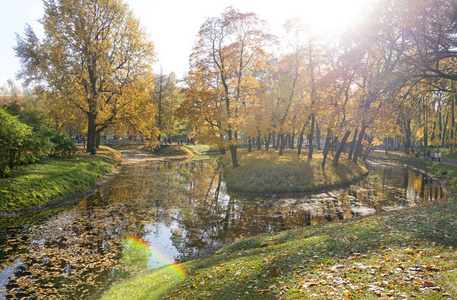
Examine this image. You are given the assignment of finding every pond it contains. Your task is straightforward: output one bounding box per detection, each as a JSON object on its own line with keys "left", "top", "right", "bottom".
{"left": 0, "top": 155, "right": 447, "bottom": 299}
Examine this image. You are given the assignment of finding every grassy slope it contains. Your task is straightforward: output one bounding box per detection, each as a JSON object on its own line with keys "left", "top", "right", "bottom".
{"left": 102, "top": 150, "right": 457, "bottom": 300}
{"left": 0, "top": 146, "right": 123, "bottom": 211}
{"left": 222, "top": 149, "right": 368, "bottom": 195}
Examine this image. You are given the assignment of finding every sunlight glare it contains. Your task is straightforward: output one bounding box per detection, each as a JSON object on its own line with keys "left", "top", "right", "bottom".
{"left": 274, "top": 0, "right": 374, "bottom": 33}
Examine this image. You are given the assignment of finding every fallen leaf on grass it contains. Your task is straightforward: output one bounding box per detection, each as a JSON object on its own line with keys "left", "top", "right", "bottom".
{"left": 423, "top": 280, "right": 436, "bottom": 287}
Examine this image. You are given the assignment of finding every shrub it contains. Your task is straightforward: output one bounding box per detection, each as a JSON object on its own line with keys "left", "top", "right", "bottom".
{"left": 17, "top": 109, "right": 75, "bottom": 156}
{"left": 0, "top": 107, "right": 77, "bottom": 177}
{"left": 46, "top": 128, "right": 76, "bottom": 157}
{"left": 0, "top": 108, "right": 39, "bottom": 177}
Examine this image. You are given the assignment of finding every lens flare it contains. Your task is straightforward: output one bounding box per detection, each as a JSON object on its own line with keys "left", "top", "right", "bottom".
{"left": 124, "top": 235, "right": 186, "bottom": 278}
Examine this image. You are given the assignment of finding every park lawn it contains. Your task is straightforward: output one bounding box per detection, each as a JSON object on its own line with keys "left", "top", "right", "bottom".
{"left": 102, "top": 196, "right": 457, "bottom": 300}
{"left": 221, "top": 148, "right": 368, "bottom": 195}
{"left": 0, "top": 145, "right": 123, "bottom": 212}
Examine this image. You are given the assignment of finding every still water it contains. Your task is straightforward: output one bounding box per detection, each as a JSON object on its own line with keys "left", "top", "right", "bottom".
{"left": 0, "top": 155, "right": 447, "bottom": 299}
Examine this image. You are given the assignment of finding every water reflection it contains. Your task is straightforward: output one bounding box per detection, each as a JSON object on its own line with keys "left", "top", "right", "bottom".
{"left": 0, "top": 157, "right": 447, "bottom": 299}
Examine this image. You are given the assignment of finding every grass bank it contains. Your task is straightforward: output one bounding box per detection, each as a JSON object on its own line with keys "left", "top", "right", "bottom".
{"left": 155, "top": 144, "right": 214, "bottom": 156}
{"left": 102, "top": 194, "right": 457, "bottom": 299}
{"left": 221, "top": 149, "right": 368, "bottom": 195}
{"left": 0, "top": 146, "right": 123, "bottom": 212}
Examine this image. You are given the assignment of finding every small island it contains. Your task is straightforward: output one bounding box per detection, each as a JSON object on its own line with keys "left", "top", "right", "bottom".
{"left": 221, "top": 148, "right": 368, "bottom": 195}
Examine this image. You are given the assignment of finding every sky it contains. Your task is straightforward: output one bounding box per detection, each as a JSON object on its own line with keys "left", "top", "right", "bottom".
{"left": 0, "top": 0, "right": 375, "bottom": 86}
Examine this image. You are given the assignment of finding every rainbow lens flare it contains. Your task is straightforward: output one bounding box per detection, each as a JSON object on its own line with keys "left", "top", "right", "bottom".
{"left": 123, "top": 235, "right": 186, "bottom": 279}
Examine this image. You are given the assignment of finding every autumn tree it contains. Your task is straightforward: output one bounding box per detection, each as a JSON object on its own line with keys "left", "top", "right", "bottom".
{"left": 15, "top": 0, "right": 156, "bottom": 151}
{"left": 334, "top": 0, "right": 413, "bottom": 163}
{"left": 397, "top": 0, "right": 457, "bottom": 152}
{"left": 181, "top": 7, "right": 275, "bottom": 168}
{"left": 271, "top": 20, "right": 308, "bottom": 156}
{"left": 152, "top": 71, "right": 184, "bottom": 141}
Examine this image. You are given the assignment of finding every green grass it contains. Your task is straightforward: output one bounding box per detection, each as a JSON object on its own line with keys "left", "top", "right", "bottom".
{"left": 182, "top": 144, "right": 214, "bottom": 154}
{"left": 156, "top": 144, "right": 215, "bottom": 156}
{"left": 446, "top": 152, "right": 457, "bottom": 160}
{"left": 221, "top": 149, "right": 368, "bottom": 195}
{"left": 102, "top": 197, "right": 457, "bottom": 300}
{"left": 102, "top": 264, "right": 187, "bottom": 300}
{"left": 0, "top": 146, "right": 123, "bottom": 211}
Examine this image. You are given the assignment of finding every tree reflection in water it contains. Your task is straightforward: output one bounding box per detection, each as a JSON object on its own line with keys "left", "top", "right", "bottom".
{"left": 0, "top": 158, "right": 448, "bottom": 299}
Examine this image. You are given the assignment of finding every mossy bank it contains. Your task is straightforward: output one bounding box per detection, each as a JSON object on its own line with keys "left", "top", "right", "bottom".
{"left": 0, "top": 146, "right": 123, "bottom": 213}
{"left": 221, "top": 149, "right": 368, "bottom": 195}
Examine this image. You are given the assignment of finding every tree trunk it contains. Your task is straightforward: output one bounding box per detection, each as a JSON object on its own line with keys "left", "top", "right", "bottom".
{"left": 248, "top": 138, "right": 252, "bottom": 152}
{"left": 405, "top": 119, "right": 411, "bottom": 153}
{"left": 275, "top": 132, "right": 281, "bottom": 150}
{"left": 363, "top": 145, "right": 373, "bottom": 161}
{"left": 333, "top": 130, "right": 351, "bottom": 167}
{"left": 424, "top": 108, "right": 428, "bottom": 148}
{"left": 439, "top": 110, "right": 442, "bottom": 142}
{"left": 266, "top": 133, "right": 271, "bottom": 152}
{"left": 452, "top": 92, "right": 456, "bottom": 154}
{"left": 352, "top": 125, "right": 366, "bottom": 163}
{"left": 291, "top": 130, "right": 295, "bottom": 149}
{"left": 308, "top": 114, "right": 315, "bottom": 160}
{"left": 348, "top": 127, "right": 358, "bottom": 160}
{"left": 86, "top": 113, "right": 96, "bottom": 152}
{"left": 228, "top": 129, "right": 239, "bottom": 168}
{"left": 297, "top": 125, "right": 305, "bottom": 156}
{"left": 442, "top": 112, "right": 448, "bottom": 148}
{"left": 272, "top": 132, "right": 276, "bottom": 149}
{"left": 257, "top": 133, "right": 261, "bottom": 150}
{"left": 279, "top": 134, "right": 285, "bottom": 155}
{"left": 316, "top": 123, "right": 321, "bottom": 150}
{"left": 362, "top": 136, "right": 373, "bottom": 161}
{"left": 321, "top": 129, "right": 332, "bottom": 169}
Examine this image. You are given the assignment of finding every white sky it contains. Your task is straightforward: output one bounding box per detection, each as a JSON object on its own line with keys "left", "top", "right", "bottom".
{"left": 0, "top": 0, "right": 375, "bottom": 86}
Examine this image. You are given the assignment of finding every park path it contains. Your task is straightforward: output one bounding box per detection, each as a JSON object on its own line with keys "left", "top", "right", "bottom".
{"left": 419, "top": 154, "right": 457, "bottom": 167}
{"left": 443, "top": 157, "right": 457, "bottom": 166}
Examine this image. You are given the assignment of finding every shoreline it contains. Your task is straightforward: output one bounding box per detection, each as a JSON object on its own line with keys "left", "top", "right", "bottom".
{"left": 0, "top": 145, "right": 206, "bottom": 218}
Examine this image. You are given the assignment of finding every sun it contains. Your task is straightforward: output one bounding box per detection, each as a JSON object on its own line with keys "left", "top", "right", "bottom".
{"left": 306, "top": 0, "right": 375, "bottom": 32}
